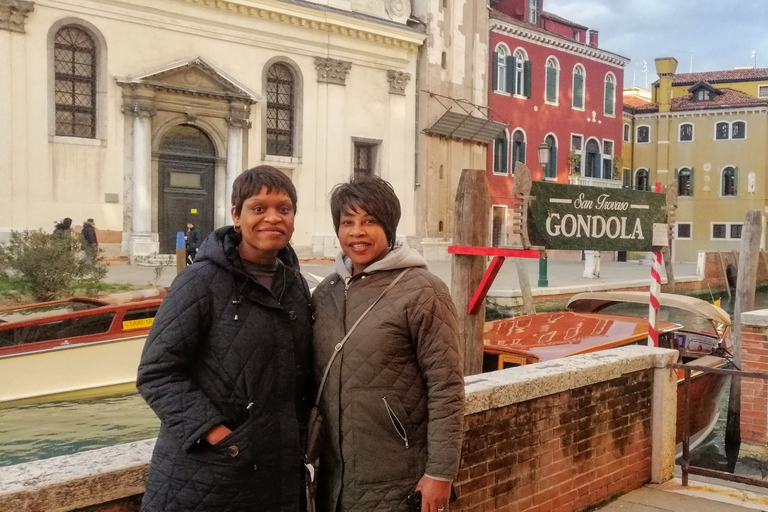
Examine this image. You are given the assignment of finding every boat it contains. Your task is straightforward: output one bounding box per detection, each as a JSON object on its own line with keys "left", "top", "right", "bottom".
{"left": 483, "top": 291, "right": 732, "bottom": 455}
{"left": 0, "top": 294, "right": 166, "bottom": 406}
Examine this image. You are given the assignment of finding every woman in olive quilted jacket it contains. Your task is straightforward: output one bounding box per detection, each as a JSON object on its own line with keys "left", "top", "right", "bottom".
{"left": 312, "top": 176, "right": 464, "bottom": 512}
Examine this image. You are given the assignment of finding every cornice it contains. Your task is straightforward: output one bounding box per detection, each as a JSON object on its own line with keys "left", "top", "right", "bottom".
{"left": 0, "top": 0, "right": 35, "bottom": 33}
{"left": 633, "top": 106, "right": 768, "bottom": 120}
{"left": 174, "top": 0, "right": 424, "bottom": 52}
{"left": 491, "top": 19, "right": 628, "bottom": 68}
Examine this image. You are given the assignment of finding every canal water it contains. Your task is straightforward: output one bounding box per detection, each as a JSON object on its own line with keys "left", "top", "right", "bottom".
{"left": 1, "top": 288, "right": 767, "bottom": 468}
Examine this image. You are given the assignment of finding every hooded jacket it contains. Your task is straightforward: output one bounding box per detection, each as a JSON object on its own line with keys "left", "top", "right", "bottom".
{"left": 312, "top": 244, "right": 464, "bottom": 512}
{"left": 137, "top": 226, "right": 313, "bottom": 512}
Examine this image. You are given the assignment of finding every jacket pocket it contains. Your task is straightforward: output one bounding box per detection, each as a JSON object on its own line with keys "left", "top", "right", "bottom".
{"left": 187, "top": 419, "right": 256, "bottom": 471}
{"left": 350, "top": 388, "right": 420, "bottom": 485}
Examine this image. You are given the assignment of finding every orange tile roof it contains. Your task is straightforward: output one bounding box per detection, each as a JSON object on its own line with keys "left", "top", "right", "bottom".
{"left": 634, "top": 87, "right": 768, "bottom": 113}
{"left": 660, "top": 68, "right": 768, "bottom": 86}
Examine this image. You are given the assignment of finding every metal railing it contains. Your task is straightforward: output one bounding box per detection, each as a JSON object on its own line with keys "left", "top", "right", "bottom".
{"left": 669, "top": 363, "right": 768, "bottom": 489}
{"left": 567, "top": 175, "right": 623, "bottom": 188}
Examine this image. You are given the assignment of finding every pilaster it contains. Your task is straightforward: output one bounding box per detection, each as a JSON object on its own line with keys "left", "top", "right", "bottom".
{"left": 0, "top": 0, "right": 34, "bottom": 34}
{"left": 225, "top": 101, "right": 251, "bottom": 226}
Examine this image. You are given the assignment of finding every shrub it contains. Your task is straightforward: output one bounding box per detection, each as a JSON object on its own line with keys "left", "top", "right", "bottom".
{"left": 0, "top": 229, "right": 107, "bottom": 301}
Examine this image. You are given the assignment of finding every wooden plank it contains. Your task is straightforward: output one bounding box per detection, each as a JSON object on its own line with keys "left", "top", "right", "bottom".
{"left": 451, "top": 169, "right": 490, "bottom": 377}
{"left": 717, "top": 251, "right": 732, "bottom": 299}
{"left": 467, "top": 257, "right": 505, "bottom": 314}
{"left": 726, "top": 210, "right": 761, "bottom": 447}
{"left": 448, "top": 245, "right": 542, "bottom": 258}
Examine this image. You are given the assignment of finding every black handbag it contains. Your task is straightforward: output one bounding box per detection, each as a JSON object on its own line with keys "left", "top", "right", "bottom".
{"left": 303, "top": 269, "right": 411, "bottom": 512}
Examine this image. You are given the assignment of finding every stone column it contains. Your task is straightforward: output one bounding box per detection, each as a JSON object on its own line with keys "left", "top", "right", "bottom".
{"left": 583, "top": 250, "right": 601, "bottom": 278}
{"left": 224, "top": 102, "right": 251, "bottom": 226}
{"left": 0, "top": 0, "right": 35, "bottom": 34}
{"left": 122, "top": 87, "right": 157, "bottom": 260}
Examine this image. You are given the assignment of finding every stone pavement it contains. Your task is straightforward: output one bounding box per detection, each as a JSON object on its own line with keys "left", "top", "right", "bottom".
{"left": 595, "top": 475, "right": 768, "bottom": 511}
{"left": 105, "top": 257, "right": 701, "bottom": 297}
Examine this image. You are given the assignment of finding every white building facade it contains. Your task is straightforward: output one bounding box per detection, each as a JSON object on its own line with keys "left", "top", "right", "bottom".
{"left": 0, "top": 0, "right": 423, "bottom": 259}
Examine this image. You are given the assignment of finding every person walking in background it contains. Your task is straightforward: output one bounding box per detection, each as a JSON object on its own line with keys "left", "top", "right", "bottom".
{"left": 53, "top": 217, "right": 72, "bottom": 236}
{"left": 185, "top": 222, "right": 202, "bottom": 264}
{"left": 81, "top": 218, "right": 98, "bottom": 249}
{"left": 137, "top": 165, "right": 313, "bottom": 512}
{"left": 312, "top": 176, "right": 464, "bottom": 512}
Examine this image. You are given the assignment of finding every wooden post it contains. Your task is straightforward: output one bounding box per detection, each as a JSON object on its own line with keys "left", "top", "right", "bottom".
{"left": 717, "top": 251, "right": 732, "bottom": 299}
{"left": 516, "top": 260, "right": 535, "bottom": 315}
{"left": 662, "top": 183, "right": 677, "bottom": 292}
{"left": 725, "top": 210, "right": 761, "bottom": 447}
{"left": 451, "top": 169, "right": 490, "bottom": 376}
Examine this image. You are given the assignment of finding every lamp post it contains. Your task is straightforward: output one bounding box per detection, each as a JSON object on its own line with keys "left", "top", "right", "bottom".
{"left": 537, "top": 142, "right": 550, "bottom": 287}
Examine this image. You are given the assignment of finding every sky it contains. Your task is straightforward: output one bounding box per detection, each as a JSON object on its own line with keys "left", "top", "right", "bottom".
{"left": 543, "top": 0, "right": 768, "bottom": 89}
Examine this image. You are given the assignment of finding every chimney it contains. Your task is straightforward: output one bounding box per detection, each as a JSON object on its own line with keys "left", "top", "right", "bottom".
{"left": 655, "top": 57, "right": 678, "bottom": 113}
{"left": 588, "top": 30, "right": 599, "bottom": 47}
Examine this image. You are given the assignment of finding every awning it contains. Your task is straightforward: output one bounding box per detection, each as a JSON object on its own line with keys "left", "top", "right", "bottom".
{"left": 424, "top": 111, "right": 507, "bottom": 144}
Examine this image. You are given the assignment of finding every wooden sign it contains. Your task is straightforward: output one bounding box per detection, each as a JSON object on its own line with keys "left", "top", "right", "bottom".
{"left": 526, "top": 181, "right": 667, "bottom": 252}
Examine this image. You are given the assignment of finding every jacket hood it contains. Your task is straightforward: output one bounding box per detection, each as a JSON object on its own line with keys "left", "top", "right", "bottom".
{"left": 334, "top": 242, "right": 427, "bottom": 282}
{"left": 195, "top": 226, "right": 300, "bottom": 274}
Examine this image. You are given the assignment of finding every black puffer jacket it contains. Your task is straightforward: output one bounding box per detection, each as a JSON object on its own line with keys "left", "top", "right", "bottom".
{"left": 137, "top": 226, "right": 313, "bottom": 512}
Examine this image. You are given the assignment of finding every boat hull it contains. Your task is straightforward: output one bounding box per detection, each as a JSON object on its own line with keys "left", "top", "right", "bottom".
{"left": 675, "top": 361, "right": 729, "bottom": 455}
{"left": 0, "top": 335, "right": 146, "bottom": 406}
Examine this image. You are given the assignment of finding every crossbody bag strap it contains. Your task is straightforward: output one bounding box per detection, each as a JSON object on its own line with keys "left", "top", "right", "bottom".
{"left": 314, "top": 267, "right": 412, "bottom": 407}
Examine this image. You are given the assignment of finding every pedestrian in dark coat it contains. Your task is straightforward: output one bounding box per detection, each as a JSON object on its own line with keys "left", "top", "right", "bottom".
{"left": 53, "top": 217, "right": 72, "bottom": 236}
{"left": 186, "top": 222, "right": 203, "bottom": 264}
{"left": 81, "top": 219, "right": 98, "bottom": 248}
{"left": 137, "top": 166, "right": 313, "bottom": 512}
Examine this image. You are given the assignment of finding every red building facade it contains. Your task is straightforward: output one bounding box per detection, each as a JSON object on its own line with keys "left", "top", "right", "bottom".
{"left": 487, "top": 1, "right": 628, "bottom": 245}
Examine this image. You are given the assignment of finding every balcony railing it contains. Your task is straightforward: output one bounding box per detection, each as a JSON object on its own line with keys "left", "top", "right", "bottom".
{"left": 568, "top": 175, "right": 623, "bottom": 188}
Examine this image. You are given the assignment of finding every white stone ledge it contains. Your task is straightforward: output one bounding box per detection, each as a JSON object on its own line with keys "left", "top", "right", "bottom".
{"left": 741, "top": 309, "right": 768, "bottom": 328}
{"left": 463, "top": 346, "right": 679, "bottom": 415}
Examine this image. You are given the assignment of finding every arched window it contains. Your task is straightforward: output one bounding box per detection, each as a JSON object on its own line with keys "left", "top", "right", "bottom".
{"left": 494, "top": 45, "right": 509, "bottom": 92}
{"left": 54, "top": 26, "right": 96, "bottom": 138}
{"left": 584, "top": 138, "right": 600, "bottom": 178}
{"left": 636, "top": 125, "right": 650, "bottom": 143}
{"left": 635, "top": 169, "right": 650, "bottom": 191}
{"left": 732, "top": 121, "right": 746, "bottom": 139}
{"left": 514, "top": 50, "right": 530, "bottom": 97}
{"left": 722, "top": 166, "right": 737, "bottom": 196}
{"left": 623, "top": 124, "right": 630, "bottom": 142}
{"left": 493, "top": 132, "right": 509, "bottom": 174}
{"left": 604, "top": 73, "right": 616, "bottom": 116}
{"left": 545, "top": 58, "right": 559, "bottom": 104}
{"left": 677, "top": 167, "right": 693, "bottom": 196}
{"left": 544, "top": 135, "right": 557, "bottom": 179}
{"left": 266, "top": 63, "right": 296, "bottom": 156}
{"left": 572, "top": 65, "right": 585, "bottom": 109}
{"left": 511, "top": 130, "right": 526, "bottom": 173}
{"left": 679, "top": 123, "right": 693, "bottom": 141}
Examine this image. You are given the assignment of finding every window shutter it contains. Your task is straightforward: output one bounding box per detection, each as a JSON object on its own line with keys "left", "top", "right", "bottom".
{"left": 492, "top": 52, "right": 499, "bottom": 91}
{"left": 574, "top": 74, "right": 584, "bottom": 107}
{"left": 546, "top": 67, "right": 557, "bottom": 102}
{"left": 690, "top": 167, "right": 694, "bottom": 194}
{"left": 549, "top": 145, "right": 557, "bottom": 178}
{"left": 524, "top": 60, "right": 532, "bottom": 97}
{"left": 520, "top": 141, "right": 526, "bottom": 163}
{"left": 673, "top": 168, "right": 679, "bottom": 180}
{"left": 735, "top": 166, "right": 739, "bottom": 194}
{"left": 502, "top": 140, "right": 509, "bottom": 173}
{"left": 506, "top": 56, "right": 516, "bottom": 94}
{"left": 605, "top": 81, "right": 615, "bottom": 115}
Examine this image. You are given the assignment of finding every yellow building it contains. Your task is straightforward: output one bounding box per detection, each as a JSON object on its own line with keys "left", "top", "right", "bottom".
{"left": 651, "top": 65, "right": 768, "bottom": 103}
{"left": 626, "top": 58, "right": 768, "bottom": 262}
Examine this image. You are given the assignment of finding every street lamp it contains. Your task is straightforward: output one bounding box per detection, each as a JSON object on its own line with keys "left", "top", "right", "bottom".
{"left": 537, "top": 141, "right": 550, "bottom": 287}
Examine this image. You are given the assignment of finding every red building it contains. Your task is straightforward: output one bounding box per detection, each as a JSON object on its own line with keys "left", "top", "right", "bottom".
{"left": 487, "top": 0, "right": 629, "bottom": 245}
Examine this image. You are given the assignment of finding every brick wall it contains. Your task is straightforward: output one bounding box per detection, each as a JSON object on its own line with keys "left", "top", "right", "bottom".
{"left": 454, "top": 371, "right": 653, "bottom": 512}
{"left": 740, "top": 311, "right": 768, "bottom": 446}
{"left": 0, "top": 347, "right": 679, "bottom": 512}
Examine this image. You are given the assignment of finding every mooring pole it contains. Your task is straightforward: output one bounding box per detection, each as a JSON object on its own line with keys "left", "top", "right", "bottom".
{"left": 451, "top": 169, "right": 490, "bottom": 376}
{"left": 725, "top": 210, "right": 762, "bottom": 446}
{"left": 176, "top": 232, "right": 186, "bottom": 274}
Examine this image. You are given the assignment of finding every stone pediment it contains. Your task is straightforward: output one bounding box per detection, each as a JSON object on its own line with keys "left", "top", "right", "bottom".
{"left": 116, "top": 57, "right": 260, "bottom": 103}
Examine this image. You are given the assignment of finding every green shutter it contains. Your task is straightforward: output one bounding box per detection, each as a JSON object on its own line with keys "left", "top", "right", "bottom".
{"left": 520, "top": 141, "right": 526, "bottom": 164}
{"left": 605, "top": 81, "right": 615, "bottom": 115}
{"left": 506, "top": 56, "right": 516, "bottom": 94}
{"left": 502, "top": 140, "right": 509, "bottom": 173}
{"left": 492, "top": 52, "right": 499, "bottom": 91}
{"left": 549, "top": 146, "right": 557, "bottom": 178}
{"left": 735, "top": 166, "right": 739, "bottom": 194}
{"left": 690, "top": 167, "right": 694, "bottom": 195}
{"left": 524, "top": 60, "right": 532, "bottom": 98}
{"left": 546, "top": 67, "right": 557, "bottom": 102}
{"left": 574, "top": 74, "right": 584, "bottom": 108}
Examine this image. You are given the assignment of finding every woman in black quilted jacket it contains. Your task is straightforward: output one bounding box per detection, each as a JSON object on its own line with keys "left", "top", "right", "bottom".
{"left": 137, "top": 166, "right": 313, "bottom": 512}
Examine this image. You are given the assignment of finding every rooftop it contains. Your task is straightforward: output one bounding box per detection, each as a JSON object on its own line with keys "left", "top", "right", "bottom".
{"left": 634, "top": 87, "right": 768, "bottom": 113}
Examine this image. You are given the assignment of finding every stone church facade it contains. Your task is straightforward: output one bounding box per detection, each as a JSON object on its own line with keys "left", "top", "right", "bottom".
{"left": 0, "top": 0, "right": 423, "bottom": 259}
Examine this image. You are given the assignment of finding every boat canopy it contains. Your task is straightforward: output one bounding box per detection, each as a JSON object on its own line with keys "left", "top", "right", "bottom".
{"left": 566, "top": 292, "right": 731, "bottom": 326}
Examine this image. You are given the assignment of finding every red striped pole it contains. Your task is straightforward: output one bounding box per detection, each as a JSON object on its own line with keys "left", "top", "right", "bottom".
{"left": 648, "top": 251, "right": 662, "bottom": 347}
